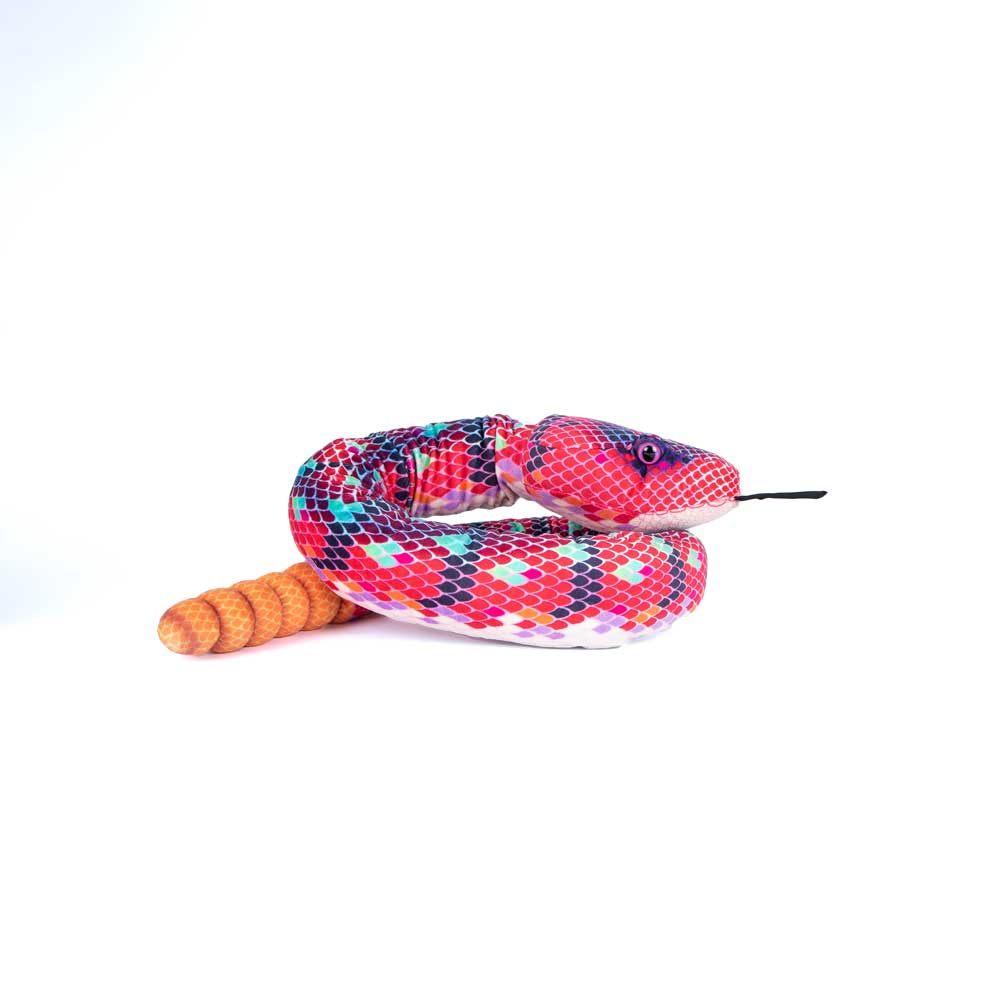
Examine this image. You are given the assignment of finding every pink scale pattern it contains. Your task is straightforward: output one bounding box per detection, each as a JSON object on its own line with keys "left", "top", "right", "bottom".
{"left": 288, "top": 414, "right": 741, "bottom": 648}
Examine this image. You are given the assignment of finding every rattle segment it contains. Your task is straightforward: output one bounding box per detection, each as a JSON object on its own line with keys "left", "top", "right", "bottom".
{"left": 157, "top": 563, "right": 359, "bottom": 655}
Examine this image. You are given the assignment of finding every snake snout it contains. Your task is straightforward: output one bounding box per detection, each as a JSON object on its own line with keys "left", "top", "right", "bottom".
{"left": 629, "top": 453, "right": 741, "bottom": 531}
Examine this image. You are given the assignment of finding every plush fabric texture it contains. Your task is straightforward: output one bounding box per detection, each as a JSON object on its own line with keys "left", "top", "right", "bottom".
{"left": 288, "top": 415, "right": 741, "bottom": 648}
{"left": 157, "top": 563, "right": 361, "bottom": 655}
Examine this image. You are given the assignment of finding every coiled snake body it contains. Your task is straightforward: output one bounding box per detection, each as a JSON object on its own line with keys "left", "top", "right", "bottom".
{"left": 289, "top": 415, "right": 742, "bottom": 648}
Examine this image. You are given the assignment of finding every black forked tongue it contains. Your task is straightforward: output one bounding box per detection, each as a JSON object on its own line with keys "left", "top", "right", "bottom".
{"left": 735, "top": 490, "right": 828, "bottom": 501}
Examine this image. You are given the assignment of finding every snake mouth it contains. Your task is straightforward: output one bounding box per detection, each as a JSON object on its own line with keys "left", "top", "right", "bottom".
{"left": 627, "top": 499, "right": 739, "bottom": 532}
{"left": 612, "top": 490, "right": 828, "bottom": 531}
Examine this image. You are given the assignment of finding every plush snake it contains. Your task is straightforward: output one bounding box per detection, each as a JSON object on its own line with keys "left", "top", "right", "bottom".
{"left": 158, "top": 414, "right": 824, "bottom": 652}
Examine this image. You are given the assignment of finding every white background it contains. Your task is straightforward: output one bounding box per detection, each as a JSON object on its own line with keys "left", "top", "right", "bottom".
{"left": 1, "top": 2, "right": 997, "bottom": 997}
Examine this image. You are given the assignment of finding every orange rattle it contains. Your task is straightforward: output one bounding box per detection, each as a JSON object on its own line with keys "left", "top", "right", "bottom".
{"left": 157, "top": 562, "right": 362, "bottom": 655}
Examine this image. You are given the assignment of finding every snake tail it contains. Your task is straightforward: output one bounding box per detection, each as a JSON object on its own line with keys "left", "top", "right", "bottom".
{"left": 157, "top": 562, "right": 363, "bottom": 655}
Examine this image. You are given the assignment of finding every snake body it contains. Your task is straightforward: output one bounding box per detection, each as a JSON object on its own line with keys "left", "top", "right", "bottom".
{"left": 288, "top": 415, "right": 741, "bottom": 648}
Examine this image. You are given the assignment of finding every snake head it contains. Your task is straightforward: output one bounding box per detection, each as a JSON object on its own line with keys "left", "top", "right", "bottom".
{"left": 501, "top": 415, "right": 741, "bottom": 532}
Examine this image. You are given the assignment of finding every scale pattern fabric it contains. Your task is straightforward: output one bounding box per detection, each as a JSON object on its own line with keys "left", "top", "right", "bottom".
{"left": 288, "top": 415, "right": 741, "bottom": 648}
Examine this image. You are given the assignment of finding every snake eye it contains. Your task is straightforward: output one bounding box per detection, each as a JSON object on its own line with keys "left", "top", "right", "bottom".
{"left": 636, "top": 440, "right": 661, "bottom": 464}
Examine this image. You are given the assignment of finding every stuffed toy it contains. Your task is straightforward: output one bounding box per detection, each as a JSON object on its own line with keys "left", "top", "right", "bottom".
{"left": 158, "top": 414, "right": 824, "bottom": 653}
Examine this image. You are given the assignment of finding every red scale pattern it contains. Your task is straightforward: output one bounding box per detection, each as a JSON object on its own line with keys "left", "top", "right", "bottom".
{"left": 288, "top": 414, "right": 737, "bottom": 648}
